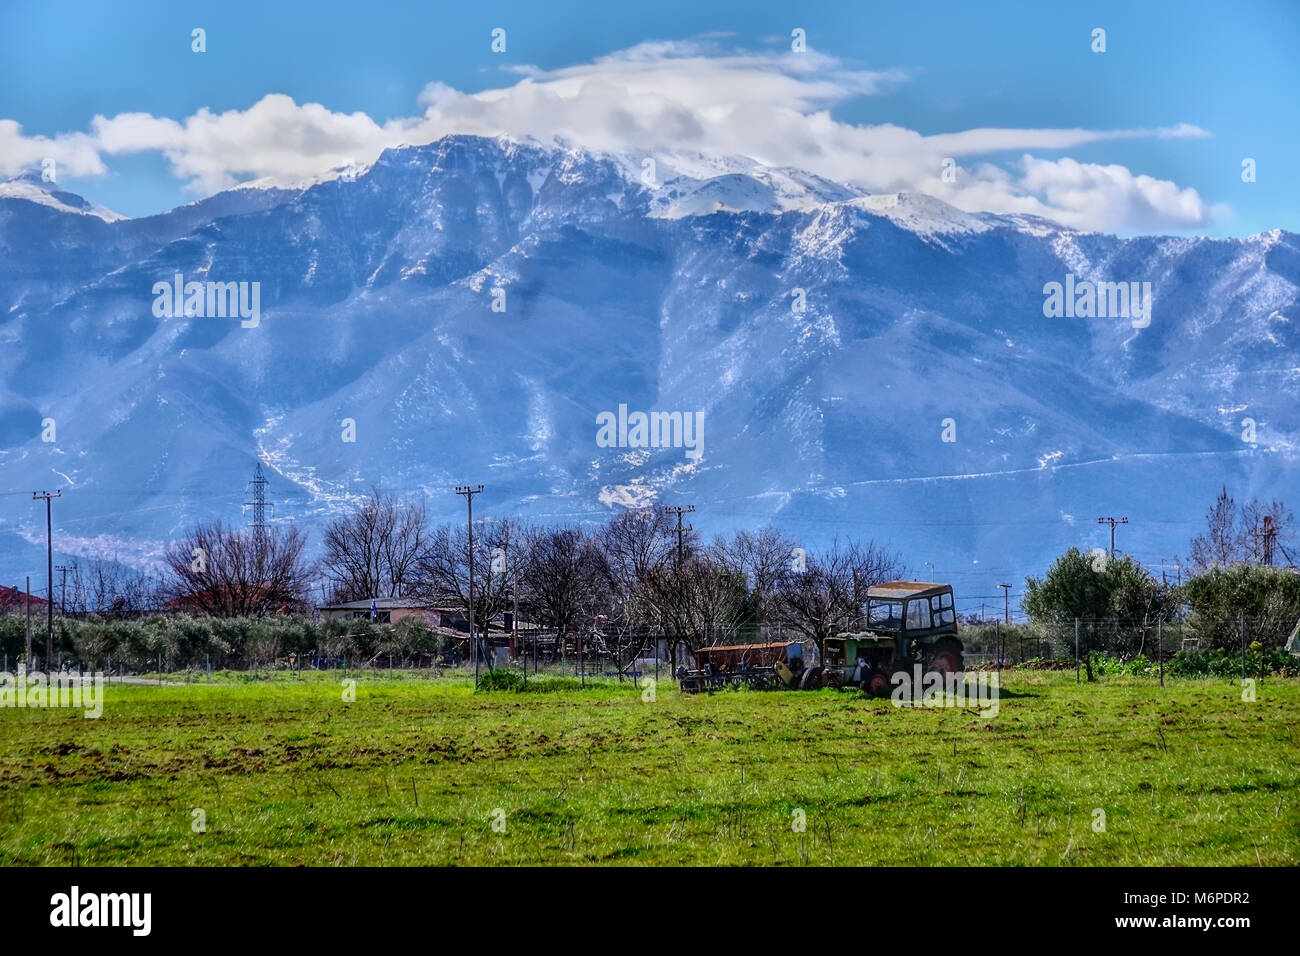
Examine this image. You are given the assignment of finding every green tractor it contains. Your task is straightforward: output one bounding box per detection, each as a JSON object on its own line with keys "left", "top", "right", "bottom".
{"left": 796, "top": 581, "right": 964, "bottom": 695}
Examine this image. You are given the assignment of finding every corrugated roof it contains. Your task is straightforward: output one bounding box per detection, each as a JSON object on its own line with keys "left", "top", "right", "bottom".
{"left": 866, "top": 581, "right": 950, "bottom": 598}
{"left": 318, "top": 598, "right": 459, "bottom": 611}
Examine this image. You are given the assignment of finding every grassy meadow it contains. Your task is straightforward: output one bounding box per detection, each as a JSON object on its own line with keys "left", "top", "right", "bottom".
{"left": 1, "top": 669, "right": 1296, "bottom": 866}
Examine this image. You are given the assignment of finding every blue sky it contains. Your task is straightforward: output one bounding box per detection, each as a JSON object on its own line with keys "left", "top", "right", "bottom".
{"left": 1, "top": 0, "right": 1296, "bottom": 234}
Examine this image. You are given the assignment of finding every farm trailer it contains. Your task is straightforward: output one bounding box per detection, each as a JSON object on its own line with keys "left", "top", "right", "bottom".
{"left": 676, "top": 641, "right": 805, "bottom": 693}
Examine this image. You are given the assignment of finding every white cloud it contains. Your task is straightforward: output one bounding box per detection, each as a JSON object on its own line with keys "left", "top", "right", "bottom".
{"left": 0, "top": 119, "right": 106, "bottom": 178}
{"left": 0, "top": 40, "right": 1215, "bottom": 231}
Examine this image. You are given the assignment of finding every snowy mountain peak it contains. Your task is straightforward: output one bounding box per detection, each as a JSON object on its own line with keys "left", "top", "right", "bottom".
{"left": 849, "top": 192, "right": 1000, "bottom": 236}
{"left": 0, "top": 172, "right": 127, "bottom": 222}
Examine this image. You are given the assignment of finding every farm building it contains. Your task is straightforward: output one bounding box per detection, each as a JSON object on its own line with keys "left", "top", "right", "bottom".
{"left": 317, "top": 597, "right": 465, "bottom": 628}
{"left": 0, "top": 585, "right": 49, "bottom": 614}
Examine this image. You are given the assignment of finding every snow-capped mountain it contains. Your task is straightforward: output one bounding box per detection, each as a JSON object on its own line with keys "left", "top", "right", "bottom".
{"left": 1, "top": 134, "right": 1297, "bottom": 593}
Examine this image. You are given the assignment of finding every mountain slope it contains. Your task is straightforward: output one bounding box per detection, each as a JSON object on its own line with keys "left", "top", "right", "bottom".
{"left": 0, "top": 135, "right": 1296, "bottom": 598}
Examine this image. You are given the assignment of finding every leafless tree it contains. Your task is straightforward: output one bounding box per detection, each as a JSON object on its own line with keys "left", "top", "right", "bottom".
{"left": 65, "top": 553, "right": 158, "bottom": 615}
{"left": 774, "top": 539, "right": 904, "bottom": 660}
{"left": 1241, "top": 497, "right": 1294, "bottom": 565}
{"left": 639, "top": 553, "right": 749, "bottom": 666}
{"left": 162, "top": 521, "right": 311, "bottom": 617}
{"left": 1189, "top": 487, "right": 1244, "bottom": 571}
{"left": 712, "top": 527, "right": 799, "bottom": 633}
{"left": 320, "top": 488, "right": 429, "bottom": 601}
{"left": 1190, "top": 488, "right": 1294, "bottom": 569}
{"left": 414, "top": 518, "right": 523, "bottom": 639}
{"left": 518, "top": 526, "right": 608, "bottom": 647}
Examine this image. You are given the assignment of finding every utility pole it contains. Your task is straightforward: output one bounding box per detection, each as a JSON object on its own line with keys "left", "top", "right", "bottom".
{"left": 55, "top": 564, "right": 72, "bottom": 615}
{"left": 1097, "top": 516, "right": 1128, "bottom": 559}
{"left": 664, "top": 505, "right": 695, "bottom": 566}
{"left": 1251, "top": 515, "right": 1277, "bottom": 566}
{"left": 33, "top": 490, "right": 60, "bottom": 669}
{"left": 25, "top": 574, "right": 32, "bottom": 665}
{"left": 998, "top": 583, "right": 1011, "bottom": 625}
{"left": 455, "top": 484, "right": 485, "bottom": 684}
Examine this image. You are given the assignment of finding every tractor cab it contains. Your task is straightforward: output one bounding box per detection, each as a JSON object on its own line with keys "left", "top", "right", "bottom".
{"left": 864, "top": 581, "right": 958, "bottom": 643}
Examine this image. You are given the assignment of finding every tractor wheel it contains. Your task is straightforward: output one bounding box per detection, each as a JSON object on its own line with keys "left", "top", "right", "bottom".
{"left": 788, "top": 657, "right": 805, "bottom": 678}
{"left": 890, "top": 657, "right": 915, "bottom": 680}
{"left": 799, "top": 666, "right": 824, "bottom": 690}
{"left": 927, "top": 638, "right": 964, "bottom": 675}
{"left": 823, "top": 669, "right": 844, "bottom": 689}
{"left": 864, "top": 669, "right": 892, "bottom": 698}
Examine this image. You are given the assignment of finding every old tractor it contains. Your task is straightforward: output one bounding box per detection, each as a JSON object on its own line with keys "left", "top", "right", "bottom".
{"left": 794, "top": 581, "right": 964, "bottom": 696}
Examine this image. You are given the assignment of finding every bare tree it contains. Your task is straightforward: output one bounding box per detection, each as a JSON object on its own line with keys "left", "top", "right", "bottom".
{"left": 1241, "top": 497, "right": 1294, "bottom": 565}
{"left": 66, "top": 553, "right": 158, "bottom": 615}
{"left": 592, "top": 507, "right": 678, "bottom": 658}
{"left": 712, "top": 527, "right": 799, "bottom": 634}
{"left": 597, "top": 507, "right": 678, "bottom": 589}
{"left": 320, "top": 488, "right": 429, "bottom": 602}
{"left": 1190, "top": 487, "right": 1245, "bottom": 570}
{"left": 1190, "top": 488, "right": 1295, "bottom": 569}
{"left": 414, "top": 518, "right": 523, "bottom": 643}
{"left": 162, "top": 521, "right": 311, "bottom": 617}
{"left": 640, "top": 552, "right": 749, "bottom": 666}
{"left": 774, "top": 539, "right": 904, "bottom": 661}
{"left": 518, "top": 527, "right": 608, "bottom": 649}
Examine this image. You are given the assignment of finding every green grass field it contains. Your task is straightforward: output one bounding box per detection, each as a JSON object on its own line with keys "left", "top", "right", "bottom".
{"left": 2, "top": 670, "right": 1297, "bottom": 866}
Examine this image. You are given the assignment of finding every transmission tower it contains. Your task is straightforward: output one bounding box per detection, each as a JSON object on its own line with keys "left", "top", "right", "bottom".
{"left": 243, "top": 463, "right": 274, "bottom": 555}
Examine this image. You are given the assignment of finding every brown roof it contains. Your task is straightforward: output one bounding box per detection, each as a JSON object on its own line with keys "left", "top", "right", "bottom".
{"left": 0, "top": 585, "right": 49, "bottom": 610}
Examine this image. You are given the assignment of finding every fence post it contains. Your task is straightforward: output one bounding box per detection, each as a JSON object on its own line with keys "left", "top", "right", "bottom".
{"left": 1157, "top": 619, "right": 1163, "bottom": 688}
{"left": 1240, "top": 613, "right": 1246, "bottom": 682}
{"left": 995, "top": 621, "right": 1001, "bottom": 676}
{"left": 1074, "top": 618, "right": 1080, "bottom": 684}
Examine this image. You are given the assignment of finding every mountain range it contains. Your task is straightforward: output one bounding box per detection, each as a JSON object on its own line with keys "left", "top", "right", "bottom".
{"left": 1, "top": 135, "right": 1296, "bottom": 607}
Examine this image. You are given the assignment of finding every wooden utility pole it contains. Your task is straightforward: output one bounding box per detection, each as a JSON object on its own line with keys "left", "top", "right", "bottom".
{"left": 998, "top": 583, "right": 1011, "bottom": 624}
{"left": 55, "top": 564, "right": 73, "bottom": 615}
{"left": 25, "top": 575, "right": 32, "bottom": 665}
{"left": 455, "top": 485, "right": 484, "bottom": 685}
{"left": 1097, "top": 516, "right": 1128, "bottom": 558}
{"left": 33, "top": 490, "right": 60, "bottom": 668}
{"left": 664, "top": 505, "right": 695, "bottom": 566}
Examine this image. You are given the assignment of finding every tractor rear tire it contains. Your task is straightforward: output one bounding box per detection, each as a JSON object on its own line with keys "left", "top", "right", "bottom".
{"left": 800, "top": 666, "right": 824, "bottom": 690}
{"left": 864, "top": 669, "right": 892, "bottom": 698}
{"left": 928, "top": 638, "right": 964, "bottom": 675}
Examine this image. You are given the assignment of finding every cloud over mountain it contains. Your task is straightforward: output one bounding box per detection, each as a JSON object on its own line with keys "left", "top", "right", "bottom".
{"left": 1, "top": 40, "right": 1213, "bottom": 232}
